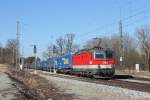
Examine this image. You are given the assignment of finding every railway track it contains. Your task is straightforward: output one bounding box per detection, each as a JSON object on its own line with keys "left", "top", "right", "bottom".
{"left": 34, "top": 70, "right": 150, "bottom": 93}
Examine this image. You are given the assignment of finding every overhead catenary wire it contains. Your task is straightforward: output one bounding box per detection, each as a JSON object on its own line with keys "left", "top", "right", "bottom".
{"left": 79, "top": 6, "right": 150, "bottom": 40}
{"left": 124, "top": 15, "right": 150, "bottom": 28}
{"left": 79, "top": 22, "right": 118, "bottom": 37}
{"left": 123, "top": 8, "right": 150, "bottom": 21}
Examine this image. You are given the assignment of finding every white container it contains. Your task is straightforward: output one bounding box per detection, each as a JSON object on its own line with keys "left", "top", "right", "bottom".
{"left": 135, "top": 64, "right": 139, "bottom": 72}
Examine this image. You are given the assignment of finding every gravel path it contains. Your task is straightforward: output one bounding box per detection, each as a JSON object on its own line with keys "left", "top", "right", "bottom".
{"left": 0, "top": 72, "right": 18, "bottom": 100}
{"left": 39, "top": 73, "right": 150, "bottom": 100}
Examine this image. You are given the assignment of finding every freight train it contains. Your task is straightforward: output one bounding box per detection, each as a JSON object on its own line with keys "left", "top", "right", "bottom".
{"left": 37, "top": 47, "right": 115, "bottom": 78}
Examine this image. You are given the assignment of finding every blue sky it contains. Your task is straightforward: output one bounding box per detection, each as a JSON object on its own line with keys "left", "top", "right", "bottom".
{"left": 0, "top": 0, "right": 150, "bottom": 58}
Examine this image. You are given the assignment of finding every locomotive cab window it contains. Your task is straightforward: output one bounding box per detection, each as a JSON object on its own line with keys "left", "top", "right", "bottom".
{"left": 105, "top": 51, "right": 114, "bottom": 59}
{"left": 94, "top": 52, "right": 105, "bottom": 59}
{"left": 94, "top": 50, "right": 114, "bottom": 59}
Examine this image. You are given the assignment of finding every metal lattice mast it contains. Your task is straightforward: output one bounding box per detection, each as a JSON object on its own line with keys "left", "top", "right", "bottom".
{"left": 119, "top": 20, "right": 124, "bottom": 67}
{"left": 16, "top": 21, "right": 20, "bottom": 69}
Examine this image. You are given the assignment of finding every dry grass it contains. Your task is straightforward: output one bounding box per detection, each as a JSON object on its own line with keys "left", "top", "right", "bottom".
{"left": 0, "top": 64, "right": 10, "bottom": 72}
{"left": 6, "top": 68, "right": 72, "bottom": 100}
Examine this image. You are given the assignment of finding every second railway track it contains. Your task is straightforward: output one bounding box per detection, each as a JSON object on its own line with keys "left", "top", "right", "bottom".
{"left": 30, "top": 70, "right": 150, "bottom": 93}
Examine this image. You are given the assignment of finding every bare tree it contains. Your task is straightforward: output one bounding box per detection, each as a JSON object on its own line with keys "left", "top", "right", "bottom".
{"left": 0, "top": 43, "right": 3, "bottom": 63}
{"left": 43, "top": 33, "right": 78, "bottom": 59}
{"left": 111, "top": 34, "right": 142, "bottom": 69}
{"left": 137, "top": 27, "right": 150, "bottom": 71}
{"left": 52, "top": 44, "right": 59, "bottom": 55}
{"left": 6, "top": 39, "right": 17, "bottom": 49}
{"left": 4, "top": 39, "right": 17, "bottom": 65}
{"left": 43, "top": 44, "right": 54, "bottom": 59}
{"left": 56, "top": 36, "right": 65, "bottom": 55}
{"left": 65, "top": 33, "right": 75, "bottom": 53}
{"left": 123, "top": 33, "right": 141, "bottom": 69}
{"left": 43, "top": 43, "right": 59, "bottom": 59}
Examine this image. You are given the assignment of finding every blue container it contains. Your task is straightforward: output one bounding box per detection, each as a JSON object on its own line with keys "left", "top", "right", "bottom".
{"left": 40, "top": 60, "right": 49, "bottom": 71}
{"left": 55, "top": 53, "right": 72, "bottom": 69}
{"left": 47, "top": 57, "right": 55, "bottom": 68}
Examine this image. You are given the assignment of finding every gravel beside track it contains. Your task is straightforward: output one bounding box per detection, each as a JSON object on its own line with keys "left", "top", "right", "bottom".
{"left": 36, "top": 71, "right": 150, "bottom": 93}
{"left": 35, "top": 70, "right": 150, "bottom": 100}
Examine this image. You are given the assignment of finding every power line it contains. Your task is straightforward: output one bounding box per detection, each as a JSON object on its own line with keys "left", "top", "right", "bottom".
{"left": 124, "top": 15, "right": 150, "bottom": 28}
{"left": 81, "top": 1, "right": 150, "bottom": 36}
{"left": 78, "top": 1, "right": 136, "bottom": 37}
{"left": 79, "top": 22, "right": 118, "bottom": 37}
{"left": 123, "top": 8, "right": 150, "bottom": 21}
{"left": 79, "top": 7, "right": 150, "bottom": 38}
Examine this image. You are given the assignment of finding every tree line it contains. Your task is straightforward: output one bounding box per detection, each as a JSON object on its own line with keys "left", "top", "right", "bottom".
{"left": 43, "top": 27, "right": 150, "bottom": 71}
{"left": 1, "top": 26, "right": 150, "bottom": 71}
{"left": 0, "top": 39, "right": 17, "bottom": 65}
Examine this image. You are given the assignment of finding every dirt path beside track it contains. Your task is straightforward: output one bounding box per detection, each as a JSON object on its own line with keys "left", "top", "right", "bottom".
{"left": 0, "top": 64, "right": 28, "bottom": 100}
{"left": 0, "top": 65, "right": 20, "bottom": 100}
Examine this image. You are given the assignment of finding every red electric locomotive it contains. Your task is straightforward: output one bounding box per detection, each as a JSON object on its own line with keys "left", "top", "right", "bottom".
{"left": 72, "top": 47, "right": 115, "bottom": 78}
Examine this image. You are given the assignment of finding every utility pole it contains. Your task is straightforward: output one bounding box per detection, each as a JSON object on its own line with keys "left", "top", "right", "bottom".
{"left": 33, "top": 45, "right": 37, "bottom": 74}
{"left": 53, "top": 45, "right": 56, "bottom": 73}
{"left": 16, "top": 21, "right": 20, "bottom": 69}
{"left": 119, "top": 20, "right": 124, "bottom": 67}
{"left": 12, "top": 47, "right": 15, "bottom": 65}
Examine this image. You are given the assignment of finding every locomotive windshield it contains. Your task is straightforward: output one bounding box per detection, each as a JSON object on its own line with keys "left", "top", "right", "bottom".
{"left": 94, "top": 50, "right": 114, "bottom": 59}
{"left": 95, "top": 53, "right": 105, "bottom": 59}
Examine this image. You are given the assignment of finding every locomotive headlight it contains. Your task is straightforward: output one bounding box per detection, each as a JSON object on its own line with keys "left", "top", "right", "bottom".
{"left": 89, "top": 61, "right": 92, "bottom": 64}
